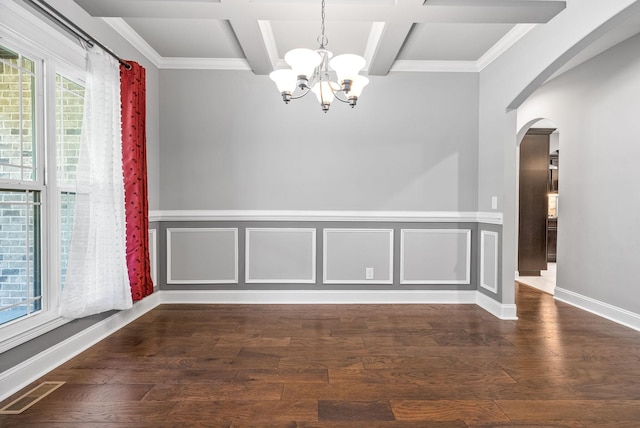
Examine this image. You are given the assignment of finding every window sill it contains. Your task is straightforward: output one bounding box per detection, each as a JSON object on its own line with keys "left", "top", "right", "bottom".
{"left": 0, "top": 312, "right": 69, "bottom": 354}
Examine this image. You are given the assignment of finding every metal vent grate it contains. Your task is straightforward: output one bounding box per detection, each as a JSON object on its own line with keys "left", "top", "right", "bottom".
{"left": 0, "top": 382, "right": 65, "bottom": 414}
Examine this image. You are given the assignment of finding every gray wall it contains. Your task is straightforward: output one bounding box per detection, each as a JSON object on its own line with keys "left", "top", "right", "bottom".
{"left": 518, "top": 32, "right": 640, "bottom": 314}
{"left": 477, "top": 0, "right": 639, "bottom": 305}
{"left": 159, "top": 70, "right": 479, "bottom": 211}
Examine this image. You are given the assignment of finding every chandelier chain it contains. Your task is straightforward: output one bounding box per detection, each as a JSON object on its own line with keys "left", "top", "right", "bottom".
{"left": 318, "top": 0, "right": 328, "bottom": 48}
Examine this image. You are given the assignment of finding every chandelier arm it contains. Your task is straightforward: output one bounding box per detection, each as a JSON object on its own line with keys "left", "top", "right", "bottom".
{"left": 328, "top": 85, "right": 350, "bottom": 104}
{"left": 290, "top": 87, "right": 312, "bottom": 100}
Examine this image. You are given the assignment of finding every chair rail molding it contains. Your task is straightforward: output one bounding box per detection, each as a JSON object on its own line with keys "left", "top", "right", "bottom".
{"left": 149, "top": 210, "right": 503, "bottom": 224}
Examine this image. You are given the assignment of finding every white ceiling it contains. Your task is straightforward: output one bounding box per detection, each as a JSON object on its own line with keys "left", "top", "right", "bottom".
{"left": 71, "top": 0, "right": 570, "bottom": 75}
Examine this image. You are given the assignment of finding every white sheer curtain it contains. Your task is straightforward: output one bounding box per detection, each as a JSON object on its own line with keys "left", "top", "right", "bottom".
{"left": 59, "top": 47, "right": 132, "bottom": 319}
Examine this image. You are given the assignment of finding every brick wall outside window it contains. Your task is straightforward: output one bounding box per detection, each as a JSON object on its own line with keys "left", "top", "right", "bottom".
{"left": 0, "top": 48, "right": 84, "bottom": 322}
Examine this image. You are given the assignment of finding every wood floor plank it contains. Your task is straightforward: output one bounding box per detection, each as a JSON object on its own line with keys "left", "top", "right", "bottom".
{"left": 390, "top": 399, "right": 510, "bottom": 424}
{"left": 42, "top": 383, "right": 153, "bottom": 402}
{"left": 142, "top": 382, "right": 283, "bottom": 401}
{"left": 235, "top": 368, "right": 329, "bottom": 383}
{"left": 318, "top": 400, "right": 395, "bottom": 421}
{"left": 0, "top": 402, "right": 176, "bottom": 425}
{"left": 328, "top": 367, "right": 517, "bottom": 386}
{"left": 495, "top": 399, "right": 640, "bottom": 422}
{"left": 167, "top": 399, "right": 317, "bottom": 422}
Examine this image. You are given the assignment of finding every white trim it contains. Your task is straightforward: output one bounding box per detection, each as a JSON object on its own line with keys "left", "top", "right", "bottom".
{"left": 160, "top": 289, "right": 478, "bottom": 305}
{"left": 166, "top": 228, "right": 238, "bottom": 284}
{"left": 323, "top": 229, "right": 394, "bottom": 285}
{"left": 0, "top": 292, "right": 161, "bottom": 403}
{"left": 245, "top": 228, "right": 317, "bottom": 284}
{"left": 476, "top": 292, "right": 518, "bottom": 320}
{"left": 477, "top": 24, "right": 537, "bottom": 71}
{"left": 148, "top": 210, "right": 503, "bottom": 224}
{"left": 102, "top": 18, "right": 253, "bottom": 71}
{"left": 0, "top": 2, "right": 86, "bottom": 69}
{"left": 480, "top": 230, "right": 499, "bottom": 293}
{"left": 257, "top": 19, "right": 278, "bottom": 70}
{"left": 102, "top": 15, "right": 250, "bottom": 70}
{"left": 364, "top": 22, "right": 386, "bottom": 73}
{"left": 148, "top": 229, "right": 158, "bottom": 287}
{"left": 159, "top": 57, "right": 251, "bottom": 70}
{"left": 555, "top": 288, "right": 640, "bottom": 333}
{"left": 102, "top": 17, "right": 162, "bottom": 67}
{"left": 400, "top": 229, "right": 471, "bottom": 285}
{"left": 391, "top": 60, "right": 479, "bottom": 73}
{"left": 389, "top": 23, "right": 536, "bottom": 74}
{"left": 0, "top": 315, "right": 68, "bottom": 355}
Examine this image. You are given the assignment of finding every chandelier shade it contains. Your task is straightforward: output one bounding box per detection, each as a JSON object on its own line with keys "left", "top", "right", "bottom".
{"left": 268, "top": 0, "right": 368, "bottom": 113}
{"left": 311, "top": 81, "right": 340, "bottom": 112}
{"left": 330, "top": 54, "right": 366, "bottom": 92}
{"left": 284, "top": 48, "right": 322, "bottom": 81}
{"left": 269, "top": 69, "right": 297, "bottom": 96}
{"left": 348, "top": 75, "right": 369, "bottom": 100}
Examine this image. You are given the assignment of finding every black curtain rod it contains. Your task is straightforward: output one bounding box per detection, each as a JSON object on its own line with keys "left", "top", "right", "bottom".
{"left": 23, "top": 0, "right": 132, "bottom": 69}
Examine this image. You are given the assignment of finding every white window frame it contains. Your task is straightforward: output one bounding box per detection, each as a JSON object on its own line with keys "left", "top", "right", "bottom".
{"left": 0, "top": 4, "right": 88, "bottom": 353}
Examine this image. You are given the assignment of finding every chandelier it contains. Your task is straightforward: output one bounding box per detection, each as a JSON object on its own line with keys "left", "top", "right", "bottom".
{"left": 269, "top": 0, "right": 369, "bottom": 113}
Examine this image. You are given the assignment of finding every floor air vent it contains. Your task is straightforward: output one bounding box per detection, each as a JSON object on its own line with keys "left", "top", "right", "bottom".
{"left": 0, "top": 381, "right": 65, "bottom": 414}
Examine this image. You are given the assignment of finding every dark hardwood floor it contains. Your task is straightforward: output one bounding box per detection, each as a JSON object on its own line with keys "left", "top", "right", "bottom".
{"left": 2, "top": 283, "right": 640, "bottom": 427}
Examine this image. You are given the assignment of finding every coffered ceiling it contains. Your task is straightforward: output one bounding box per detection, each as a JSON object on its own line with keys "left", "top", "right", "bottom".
{"left": 72, "top": 0, "right": 568, "bottom": 75}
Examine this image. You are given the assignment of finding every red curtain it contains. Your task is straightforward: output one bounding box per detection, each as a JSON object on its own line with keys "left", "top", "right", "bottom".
{"left": 120, "top": 61, "right": 153, "bottom": 301}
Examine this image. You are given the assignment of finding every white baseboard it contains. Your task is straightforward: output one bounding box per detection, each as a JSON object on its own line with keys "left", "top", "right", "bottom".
{"left": 1, "top": 289, "right": 510, "bottom": 403}
{"left": 160, "top": 289, "right": 479, "bottom": 305}
{"left": 555, "top": 287, "right": 640, "bottom": 332}
{"left": 476, "top": 292, "right": 518, "bottom": 320}
{"left": 0, "top": 293, "right": 161, "bottom": 403}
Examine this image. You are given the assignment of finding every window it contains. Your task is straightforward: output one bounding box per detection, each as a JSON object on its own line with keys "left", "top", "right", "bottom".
{"left": 0, "top": 45, "right": 42, "bottom": 325}
{"left": 56, "top": 75, "right": 84, "bottom": 288}
{"left": 0, "top": 37, "right": 85, "bottom": 334}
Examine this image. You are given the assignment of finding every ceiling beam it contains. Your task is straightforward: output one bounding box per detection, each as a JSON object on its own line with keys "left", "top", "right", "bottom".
{"left": 73, "top": 0, "right": 565, "bottom": 24}
{"left": 72, "top": 0, "right": 566, "bottom": 75}
{"left": 367, "top": 21, "right": 414, "bottom": 75}
{"left": 225, "top": 13, "right": 275, "bottom": 74}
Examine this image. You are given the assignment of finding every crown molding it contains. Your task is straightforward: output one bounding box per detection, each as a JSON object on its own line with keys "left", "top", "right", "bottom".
{"left": 102, "top": 17, "right": 163, "bottom": 67}
{"left": 159, "top": 57, "right": 251, "bottom": 70}
{"left": 390, "top": 60, "right": 479, "bottom": 73}
{"left": 477, "top": 23, "right": 537, "bottom": 71}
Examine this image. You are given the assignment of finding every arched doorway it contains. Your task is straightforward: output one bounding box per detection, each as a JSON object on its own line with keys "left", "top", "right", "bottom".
{"left": 516, "top": 119, "right": 559, "bottom": 295}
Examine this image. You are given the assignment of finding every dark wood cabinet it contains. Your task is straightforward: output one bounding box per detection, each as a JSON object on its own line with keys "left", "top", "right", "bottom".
{"left": 518, "top": 128, "right": 554, "bottom": 276}
{"left": 547, "top": 151, "right": 559, "bottom": 262}
{"left": 547, "top": 217, "right": 557, "bottom": 262}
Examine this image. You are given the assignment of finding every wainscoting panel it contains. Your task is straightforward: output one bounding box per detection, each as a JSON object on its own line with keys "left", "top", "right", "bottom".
{"left": 323, "top": 229, "right": 394, "bottom": 284}
{"left": 401, "top": 229, "right": 471, "bottom": 284}
{"left": 148, "top": 228, "right": 158, "bottom": 287}
{"left": 480, "top": 230, "right": 499, "bottom": 293}
{"left": 167, "top": 228, "right": 238, "bottom": 284}
{"left": 246, "top": 228, "right": 316, "bottom": 283}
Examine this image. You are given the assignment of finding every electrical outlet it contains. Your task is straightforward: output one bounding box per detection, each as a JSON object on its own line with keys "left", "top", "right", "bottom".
{"left": 365, "top": 268, "right": 374, "bottom": 280}
{"left": 491, "top": 196, "right": 498, "bottom": 210}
